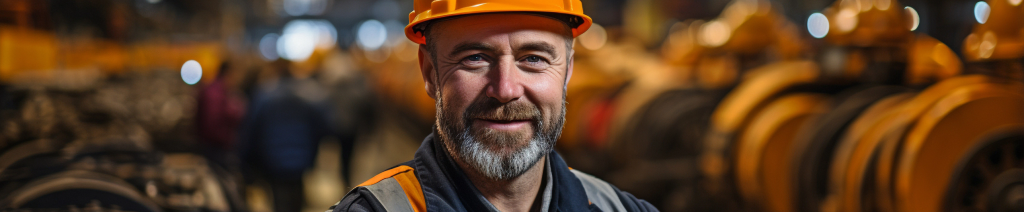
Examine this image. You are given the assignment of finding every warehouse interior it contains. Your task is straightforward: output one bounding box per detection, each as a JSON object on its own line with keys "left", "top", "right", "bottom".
{"left": 1, "top": 0, "right": 1023, "bottom": 211}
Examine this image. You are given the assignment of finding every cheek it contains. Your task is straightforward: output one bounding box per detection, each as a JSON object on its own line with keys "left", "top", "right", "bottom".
{"left": 523, "top": 74, "right": 565, "bottom": 118}
{"left": 440, "top": 72, "right": 489, "bottom": 112}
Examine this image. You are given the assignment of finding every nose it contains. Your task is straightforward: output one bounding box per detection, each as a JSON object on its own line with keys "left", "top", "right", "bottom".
{"left": 485, "top": 57, "right": 524, "bottom": 103}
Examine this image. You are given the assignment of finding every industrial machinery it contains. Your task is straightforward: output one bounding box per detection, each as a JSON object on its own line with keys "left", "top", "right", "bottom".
{"left": 688, "top": 0, "right": 1024, "bottom": 212}
{"left": 0, "top": 72, "right": 246, "bottom": 211}
{"left": 3, "top": 0, "right": 1022, "bottom": 212}
{"left": 566, "top": 1, "right": 818, "bottom": 211}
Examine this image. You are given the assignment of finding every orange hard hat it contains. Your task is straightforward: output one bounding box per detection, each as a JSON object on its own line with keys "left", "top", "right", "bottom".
{"left": 404, "top": 0, "right": 593, "bottom": 44}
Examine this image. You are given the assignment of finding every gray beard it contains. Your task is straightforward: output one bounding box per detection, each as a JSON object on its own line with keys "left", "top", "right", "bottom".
{"left": 450, "top": 125, "right": 550, "bottom": 180}
{"left": 435, "top": 93, "right": 565, "bottom": 181}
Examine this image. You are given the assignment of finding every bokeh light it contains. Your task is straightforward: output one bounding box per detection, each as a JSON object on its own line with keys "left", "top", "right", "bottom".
{"left": 876, "top": 0, "right": 892, "bottom": 10}
{"left": 278, "top": 20, "right": 318, "bottom": 62}
{"left": 905, "top": 6, "right": 920, "bottom": 31}
{"left": 699, "top": 20, "right": 731, "bottom": 47}
{"left": 979, "top": 31, "right": 997, "bottom": 59}
{"left": 807, "top": 12, "right": 830, "bottom": 38}
{"left": 383, "top": 20, "right": 406, "bottom": 47}
{"left": 314, "top": 20, "right": 339, "bottom": 50}
{"left": 259, "top": 33, "right": 280, "bottom": 61}
{"left": 275, "top": 19, "right": 336, "bottom": 62}
{"left": 975, "top": 1, "right": 990, "bottom": 24}
{"left": 579, "top": 24, "right": 608, "bottom": 50}
{"left": 835, "top": 8, "right": 859, "bottom": 33}
{"left": 180, "top": 60, "right": 202, "bottom": 85}
{"left": 357, "top": 20, "right": 387, "bottom": 50}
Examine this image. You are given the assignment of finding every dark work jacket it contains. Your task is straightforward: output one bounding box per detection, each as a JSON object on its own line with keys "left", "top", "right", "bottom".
{"left": 329, "top": 132, "right": 658, "bottom": 212}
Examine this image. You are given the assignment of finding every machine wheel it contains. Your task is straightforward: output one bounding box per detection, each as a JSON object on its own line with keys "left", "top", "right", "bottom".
{"left": 735, "top": 93, "right": 829, "bottom": 212}
{"left": 791, "top": 86, "right": 909, "bottom": 212}
{"left": 609, "top": 88, "right": 724, "bottom": 212}
{"left": 0, "top": 170, "right": 161, "bottom": 212}
{"left": 702, "top": 61, "right": 820, "bottom": 211}
{"left": 894, "top": 80, "right": 1024, "bottom": 212}
{"left": 831, "top": 75, "right": 994, "bottom": 212}
{"left": 824, "top": 92, "right": 915, "bottom": 212}
{"left": 945, "top": 128, "right": 1024, "bottom": 212}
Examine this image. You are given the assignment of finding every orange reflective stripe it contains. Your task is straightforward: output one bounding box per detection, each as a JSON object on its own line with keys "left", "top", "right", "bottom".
{"left": 357, "top": 165, "right": 412, "bottom": 187}
{"left": 392, "top": 168, "right": 426, "bottom": 212}
{"left": 356, "top": 165, "right": 426, "bottom": 212}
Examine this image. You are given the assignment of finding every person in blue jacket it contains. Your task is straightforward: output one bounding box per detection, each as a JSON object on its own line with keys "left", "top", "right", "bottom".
{"left": 330, "top": 0, "right": 659, "bottom": 211}
{"left": 239, "top": 59, "right": 332, "bottom": 212}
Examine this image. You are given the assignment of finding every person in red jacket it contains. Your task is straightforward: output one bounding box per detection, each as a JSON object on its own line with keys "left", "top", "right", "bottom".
{"left": 196, "top": 61, "right": 246, "bottom": 169}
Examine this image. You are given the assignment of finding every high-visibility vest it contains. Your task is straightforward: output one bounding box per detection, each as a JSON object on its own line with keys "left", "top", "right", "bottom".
{"left": 337, "top": 165, "right": 629, "bottom": 212}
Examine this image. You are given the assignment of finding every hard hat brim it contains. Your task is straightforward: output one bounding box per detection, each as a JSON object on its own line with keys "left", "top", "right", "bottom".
{"left": 404, "top": 2, "right": 593, "bottom": 45}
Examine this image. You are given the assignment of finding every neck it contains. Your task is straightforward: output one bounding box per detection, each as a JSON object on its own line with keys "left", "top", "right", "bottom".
{"left": 456, "top": 154, "right": 547, "bottom": 212}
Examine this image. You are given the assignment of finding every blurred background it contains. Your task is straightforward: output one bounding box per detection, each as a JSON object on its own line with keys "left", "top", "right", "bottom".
{"left": 1, "top": 0, "right": 1023, "bottom": 212}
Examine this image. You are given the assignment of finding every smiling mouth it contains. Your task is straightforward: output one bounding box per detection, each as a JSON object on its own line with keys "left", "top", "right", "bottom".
{"left": 477, "top": 118, "right": 530, "bottom": 123}
{"left": 473, "top": 118, "right": 533, "bottom": 131}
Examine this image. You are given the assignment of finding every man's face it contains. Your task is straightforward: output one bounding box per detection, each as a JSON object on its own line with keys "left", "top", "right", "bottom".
{"left": 420, "top": 13, "right": 573, "bottom": 180}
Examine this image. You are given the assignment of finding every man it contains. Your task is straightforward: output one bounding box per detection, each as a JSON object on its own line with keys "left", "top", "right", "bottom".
{"left": 330, "top": 0, "right": 658, "bottom": 211}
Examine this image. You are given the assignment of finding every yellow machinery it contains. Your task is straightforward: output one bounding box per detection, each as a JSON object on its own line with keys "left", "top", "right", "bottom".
{"left": 567, "top": 1, "right": 820, "bottom": 211}
{"left": 694, "top": 0, "right": 997, "bottom": 212}
{"left": 696, "top": 1, "right": 842, "bottom": 211}
{"left": 0, "top": 0, "right": 224, "bottom": 85}
{"left": 0, "top": 24, "right": 224, "bottom": 86}
{"left": 822, "top": 0, "right": 1024, "bottom": 212}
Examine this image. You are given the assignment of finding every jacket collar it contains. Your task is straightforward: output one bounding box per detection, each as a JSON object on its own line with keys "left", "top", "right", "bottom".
{"left": 409, "top": 132, "right": 593, "bottom": 212}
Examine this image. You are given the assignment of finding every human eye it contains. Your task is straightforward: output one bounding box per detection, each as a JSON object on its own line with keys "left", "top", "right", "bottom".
{"left": 465, "top": 54, "right": 484, "bottom": 62}
{"left": 524, "top": 55, "right": 546, "bottom": 63}
{"left": 518, "top": 55, "right": 551, "bottom": 71}
{"left": 460, "top": 54, "right": 490, "bottom": 67}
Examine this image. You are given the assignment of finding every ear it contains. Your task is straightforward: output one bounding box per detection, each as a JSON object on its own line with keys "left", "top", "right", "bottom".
{"left": 564, "top": 50, "right": 574, "bottom": 90}
{"left": 419, "top": 45, "right": 438, "bottom": 99}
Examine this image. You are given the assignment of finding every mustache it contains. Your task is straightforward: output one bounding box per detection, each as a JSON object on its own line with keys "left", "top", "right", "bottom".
{"left": 463, "top": 97, "right": 541, "bottom": 122}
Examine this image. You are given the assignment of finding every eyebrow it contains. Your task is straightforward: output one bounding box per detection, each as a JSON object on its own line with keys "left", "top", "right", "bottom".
{"left": 447, "top": 41, "right": 560, "bottom": 59}
{"left": 517, "top": 42, "right": 558, "bottom": 57}
{"left": 448, "top": 42, "right": 498, "bottom": 58}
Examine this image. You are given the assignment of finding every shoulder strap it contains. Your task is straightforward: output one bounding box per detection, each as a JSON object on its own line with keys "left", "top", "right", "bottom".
{"left": 364, "top": 177, "right": 414, "bottom": 212}
{"left": 349, "top": 165, "right": 426, "bottom": 212}
{"left": 571, "top": 169, "right": 628, "bottom": 212}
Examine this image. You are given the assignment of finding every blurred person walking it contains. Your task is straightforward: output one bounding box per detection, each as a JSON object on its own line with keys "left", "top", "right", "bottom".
{"left": 196, "top": 61, "right": 247, "bottom": 170}
{"left": 328, "top": 0, "right": 657, "bottom": 211}
{"left": 239, "top": 59, "right": 332, "bottom": 212}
